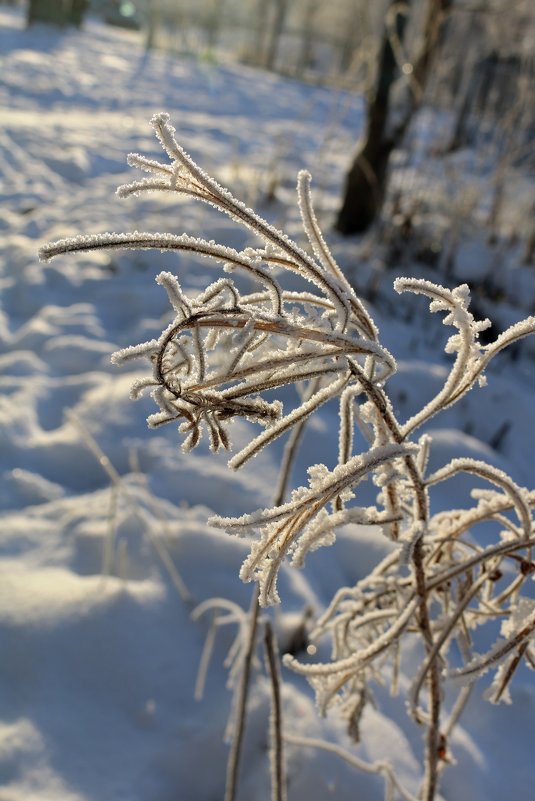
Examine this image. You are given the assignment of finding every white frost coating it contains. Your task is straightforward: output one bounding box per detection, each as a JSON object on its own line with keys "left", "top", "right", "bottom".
{"left": 297, "top": 170, "right": 350, "bottom": 289}
{"left": 483, "top": 657, "right": 514, "bottom": 705}
{"left": 156, "top": 271, "right": 192, "bottom": 315}
{"left": 447, "top": 606, "right": 535, "bottom": 685}
{"left": 194, "top": 278, "right": 240, "bottom": 310}
{"left": 290, "top": 507, "right": 399, "bottom": 569}
{"left": 501, "top": 598, "right": 535, "bottom": 638}
{"left": 297, "top": 170, "right": 376, "bottom": 339}
{"left": 398, "top": 520, "right": 425, "bottom": 566}
{"left": 111, "top": 339, "right": 159, "bottom": 364}
{"left": 395, "top": 280, "right": 535, "bottom": 443}
{"left": 478, "top": 315, "right": 535, "bottom": 373}
{"left": 216, "top": 442, "right": 416, "bottom": 605}
{"left": 338, "top": 386, "right": 357, "bottom": 469}
{"left": 40, "top": 230, "right": 249, "bottom": 267}
{"left": 126, "top": 152, "right": 174, "bottom": 176}
{"left": 216, "top": 442, "right": 417, "bottom": 531}
{"left": 152, "top": 385, "right": 179, "bottom": 415}
{"left": 148, "top": 114, "right": 355, "bottom": 331}
{"left": 394, "top": 278, "right": 489, "bottom": 436}
{"left": 116, "top": 177, "right": 173, "bottom": 198}
{"left": 150, "top": 112, "right": 183, "bottom": 161}
{"left": 426, "top": 458, "right": 531, "bottom": 539}
{"left": 228, "top": 373, "right": 350, "bottom": 470}
{"left": 284, "top": 599, "right": 418, "bottom": 676}
{"left": 147, "top": 410, "right": 175, "bottom": 428}
{"left": 129, "top": 376, "right": 159, "bottom": 400}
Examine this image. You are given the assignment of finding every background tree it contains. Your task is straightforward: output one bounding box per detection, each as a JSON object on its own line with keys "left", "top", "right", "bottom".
{"left": 27, "top": 0, "right": 87, "bottom": 28}
{"left": 336, "top": 0, "right": 449, "bottom": 234}
{"left": 263, "top": 0, "right": 291, "bottom": 71}
{"left": 295, "top": 0, "right": 322, "bottom": 75}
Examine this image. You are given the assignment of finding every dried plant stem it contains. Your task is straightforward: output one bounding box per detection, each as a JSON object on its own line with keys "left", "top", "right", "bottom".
{"left": 224, "top": 413, "right": 306, "bottom": 801}
{"left": 348, "top": 359, "right": 441, "bottom": 797}
{"left": 224, "top": 583, "right": 261, "bottom": 801}
{"left": 492, "top": 642, "right": 528, "bottom": 703}
{"left": 409, "top": 541, "right": 441, "bottom": 801}
{"left": 274, "top": 379, "right": 321, "bottom": 505}
{"left": 283, "top": 733, "right": 419, "bottom": 801}
{"left": 411, "top": 573, "right": 488, "bottom": 720}
{"left": 452, "top": 614, "right": 535, "bottom": 682}
{"left": 427, "top": 535, "right": 535, "bottom": 593}
{"left": 194, "top": 610, "right": 218, "bottom": 702}
{"left": 264, "top": 620, "right": 287, "bottom": 801}
{"left": 65, "top": 410, "right": 192, "bottom": 604}
{"left": 101, "top": 484, "right": 119, "bottom": 577}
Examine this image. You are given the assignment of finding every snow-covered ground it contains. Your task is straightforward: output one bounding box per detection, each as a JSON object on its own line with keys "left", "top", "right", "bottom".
{"left": 1, "top": 6, "right": 534, "bottom": 801}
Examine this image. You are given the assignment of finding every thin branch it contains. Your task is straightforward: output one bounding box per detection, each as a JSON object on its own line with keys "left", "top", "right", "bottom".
{"left": 224, "top": 585, "right": 261, "bottom": 801}
{"left": 264, "top": 621, "right": 287, "bottom": 801}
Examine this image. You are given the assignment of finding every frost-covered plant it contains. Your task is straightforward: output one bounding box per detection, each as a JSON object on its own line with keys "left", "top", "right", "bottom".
{"left": 40, "top": 114, "right": 535, "bottom": 801}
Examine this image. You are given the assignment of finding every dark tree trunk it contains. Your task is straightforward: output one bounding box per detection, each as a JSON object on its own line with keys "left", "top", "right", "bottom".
{"left": 336, "top": 1, "right": 406, "bottom": 234}
{"left": 69, "top": 0, "right": 87, "bottom": 28}
{"left": 27, "top": 0, "right": 87, "bottom": 28}
{"left": 247, "top": 0, "right": 270, "bottom": 67}
{"left": 337, "top": 4, "right": 365, "bottom": 76}
{"left": 336, "top": 0, "right": 407, "bottom": 234}
{"left": 205, "top": 0, "right": 226, "bottom": 49}
{"left": 145, "top": 0, "right": 159, "bottom": 51}
{"left": 296, "top": 0, "right": 320, "bottom": 75}
{"left": 264, "top": 0, "right": 288, "bottom": 71}
{"left": 336, "top": 0, "right": 448, "bottom": 235}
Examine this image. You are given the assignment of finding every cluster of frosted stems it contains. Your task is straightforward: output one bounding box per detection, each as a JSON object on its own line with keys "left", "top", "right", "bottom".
{"left": 40, "top": 113, "right": 535, "bottom": 801}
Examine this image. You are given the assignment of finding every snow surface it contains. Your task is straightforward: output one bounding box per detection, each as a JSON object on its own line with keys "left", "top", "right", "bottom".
{"left": 1, "top": 7, "right": 534, "bottom": 801}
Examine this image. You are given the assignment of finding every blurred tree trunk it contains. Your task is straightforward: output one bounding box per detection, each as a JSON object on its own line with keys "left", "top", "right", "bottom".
{"left": 205, "top": 0, "right": 226, "bottom": 49}
{"left": 264, "top": 0, "right": 289, "bottom": 71}
{"left": 27, "top": 0, "right": 87, "bottom": 27}
{"left": 69, "top": 0, "right": 86, "bottom": 28}
{"left": 336, "top": 0, "right": 449, "bottom": 235}
{"left": 145, "top": 0, "right": 160, "bottom": 51}
{"left": 336, "top": 2, "right": 367, "bottom": 76}
{"left": 247, "top": 0, "right": 270, "bottom": 66}
{"left": 296, "top": 0, "right": 320, "bottom": 75}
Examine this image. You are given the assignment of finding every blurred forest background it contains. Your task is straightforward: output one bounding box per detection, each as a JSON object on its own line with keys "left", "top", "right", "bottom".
{"left": 19, "top": 0, "right": 535, "bottom": 291}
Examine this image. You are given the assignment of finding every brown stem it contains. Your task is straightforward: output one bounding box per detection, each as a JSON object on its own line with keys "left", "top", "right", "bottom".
{"left": 224, "top": 584, "right": 261, "bottom": 801}
{"left": 347, "top": 357, "right": 441, "bottom": 800}
{"left": 274, "top": 379, "right": 321, "bottom": 505}
{"left": 264, "top": 620, "right": 287, "bottom": 801}
{"left": 412, "top": 539, "right": 441, "bottom": 801}
{"left": 223, "top": 390, "right": 308, "bottom": 801}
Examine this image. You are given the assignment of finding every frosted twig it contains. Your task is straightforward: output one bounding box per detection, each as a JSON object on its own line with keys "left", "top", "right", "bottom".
{"left": 264, "top": 621, "right": 287, "bottom": 801}
{"left": 194, "top": 610, "right": 218, "bottom": 701}
{"left": 426, "top": 459, "right": 532, "bottom": 540}
{"left": 283, "top": 733, "right": 419, "bottom": 801}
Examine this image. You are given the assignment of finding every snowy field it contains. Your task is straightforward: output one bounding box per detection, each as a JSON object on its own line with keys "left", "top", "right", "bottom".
{"left": 1, "top": 6, "right": 534, "bottom": 801}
